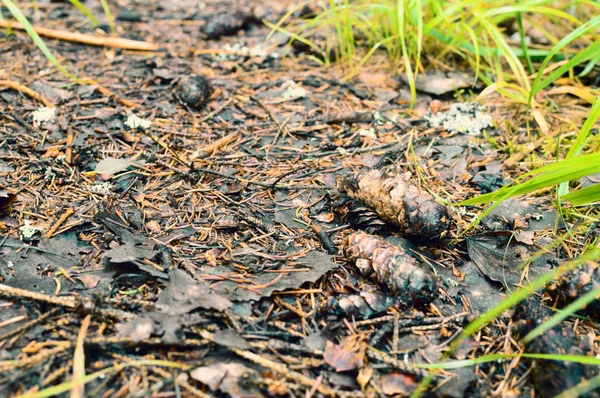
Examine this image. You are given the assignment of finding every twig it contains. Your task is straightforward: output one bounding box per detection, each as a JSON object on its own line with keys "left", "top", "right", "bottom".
{"left": 46, "top": 208, "right": 75, "bottom": 238}
{"left": 0, "top": 20, "right": 160, "bottom": 51}
{"left": 0, "top": 79, "right": 54, "bottom": 107}
{"left": 196, "top": 328, "right": 335, "bottom": 397}
{"left": 190, "top": 130, "right": 239, "bottom": 160}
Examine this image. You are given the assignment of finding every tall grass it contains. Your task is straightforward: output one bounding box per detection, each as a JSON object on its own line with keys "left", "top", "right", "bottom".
{"left": 269, "top": 0, "right": 600, "bottom": 106}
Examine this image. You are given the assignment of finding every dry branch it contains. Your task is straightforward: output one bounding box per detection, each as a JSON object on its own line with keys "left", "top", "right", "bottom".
{"left": 0, "top": 79, "right": 55, "bottom": 107}
{"left": 0, "top": 20, "right": 160, "bottom": 51}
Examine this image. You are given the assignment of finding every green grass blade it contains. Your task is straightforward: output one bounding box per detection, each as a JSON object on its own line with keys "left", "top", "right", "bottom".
{"left": 529, "top": 14, "right": 600, "bottom": 103}
{"left": 554, "top": 373, "right": 600, "bottom": 398}
{"left": 579, "top": 52, "right": 600, "bottom": 77}
{"left": 477, "top": 16, "right": 530, "bottom": 91}
{"left": 417, "top": 352, "right": 600, "bottom": 370}
{"left": 522, "top": 287, "right": 600, "bottom": 344}
{"left": 517, "top": 11, "right": 534, "bottom": 74}
{"left": 563, "top": 184, "right": 600, "bottom": 206}
{"left": 483, "top": 5, "right": 580, "bottom": 24}
{"left": 537, "top": 41, "right": 600, "bottom": 94}
{"left": 99, "top": 0, "right": 115, "bottom": 35}
{"left": 66, "top": 0, "right": 99, "bottom": 26}
{"left": 457, "top": 153, "right": 600, "bottom": 205}
{"left": 1, "top": 0, "right": 82, "bottom": 82}
{"left": 566, "top": 97, "right": 600, "bottom": 160}
{"left": 397, "top": 0, "right": 416, "bottom": 107}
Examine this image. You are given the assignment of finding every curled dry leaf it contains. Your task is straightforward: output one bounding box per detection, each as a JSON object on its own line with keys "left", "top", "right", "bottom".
{"left": 345, "top": 231, "right": 439, "bottom": 307}
{"left": 341, "top": 170, "right": 451, "bottom": 239}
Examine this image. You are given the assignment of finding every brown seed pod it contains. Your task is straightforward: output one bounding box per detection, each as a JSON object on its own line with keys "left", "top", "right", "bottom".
{"left": 545, "top": 261, "right": 600, "bottom": 318}
{"left": 340, "top": 170, "right": 451, "bottom": 239}
{"left": 345, "top": 231, "right": 439, "bottom": 307}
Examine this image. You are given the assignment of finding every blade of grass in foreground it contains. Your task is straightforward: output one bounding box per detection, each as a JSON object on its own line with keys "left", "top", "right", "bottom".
{"left": 457, "top": 152, "right": 600, "bottom": 205}
{"left": 21, "top": 360, "right": 189, "bottom": 398}
{"left": 99, "top": 0, "right": 116, "bottom": 35}
{"left": 411, "top": 248, "right": 600, "bottom": 398}
{"left": 522, "top": 287, "right": 600, "bottom": 344}
{"left": 563, "top": 183, "right": 600, "bottom": 206}
{"left": 416, "top": 352, "right": 600, "bottom": 370}
{"left": 1, "top": 0, "right": 82, "bottom": 82}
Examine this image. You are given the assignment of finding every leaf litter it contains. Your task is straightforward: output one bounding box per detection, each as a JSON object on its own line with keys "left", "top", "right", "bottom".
{"left": 0, "top": 1, "right": 599, "bottom": 397}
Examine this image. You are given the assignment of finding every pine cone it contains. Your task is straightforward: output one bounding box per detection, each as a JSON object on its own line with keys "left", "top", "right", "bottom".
{"left": 345, "top": 231, "right": 439, "bottom": 307}
{"left": 340, "top": 170, "right": 451, "bottom": 239}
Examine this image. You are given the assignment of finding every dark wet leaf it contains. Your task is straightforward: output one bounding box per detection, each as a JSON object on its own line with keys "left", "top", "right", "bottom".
{"left": 212, "top": 329, "right": 250, "bottom": 350}
{"left": 102, "top": 243, "right": 167, "bottom": 279}
{"left": 444, "top": 261, "right": 505, "bottom": 314}
{"left": 467, "top": 231, "right": 557, "bottom": 288}
{"left": 156, "top": 269, "right": 232, "bottom": 313}
{"left": 115, "top": 312, "right": 205, "bottom": 344}
{"left": 481, "top": 198, "right": 558, "bottom": 232}
{"left": 205, "top": 251, "right": 338, "bottom": 301}
{"left": 434, "top": 368, "right": 478, "bottom": 398}
{"left": 0, "top": 235, "right": 91, "bottom": 294}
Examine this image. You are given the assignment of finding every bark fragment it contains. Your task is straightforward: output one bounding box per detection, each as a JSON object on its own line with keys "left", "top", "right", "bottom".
{"left": 340, "top": 170, "right": 451, "bottom": 239}
{"left": 345, "top": 231, "right": 439, "bottom": 307}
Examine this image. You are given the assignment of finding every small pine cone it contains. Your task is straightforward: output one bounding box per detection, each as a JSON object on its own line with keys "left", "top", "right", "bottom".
{"left": 340, "top": 170, "right": 451, "bottom": 239}
{"left": 546, "top": 261, "right": 600, "bottom": 318}
{"left": 345, "top": 231, "right": 439, "bottom": 307}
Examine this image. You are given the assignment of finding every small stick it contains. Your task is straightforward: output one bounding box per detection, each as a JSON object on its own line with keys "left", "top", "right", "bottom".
{"left": 86, "top": 79, "right": 140, "bottom": 108}
{"left": 65, "top": 129, "right": 74, "bottom": 164}
{"left": 190, "top": 130, "right": 239, "bottom": 160}
{"left": 0, "top": 79, "right": 54, "bottom": 107}
{"left": 47, "top": 208, "right": 75, "bottom": 238}
{"left": 0, "top": 20, "right": 160, "bottom": 51}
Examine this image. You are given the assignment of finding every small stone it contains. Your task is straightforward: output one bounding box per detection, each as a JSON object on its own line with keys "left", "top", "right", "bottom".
{"left": 175, "top": 75, "right": 213, "bottom": 110}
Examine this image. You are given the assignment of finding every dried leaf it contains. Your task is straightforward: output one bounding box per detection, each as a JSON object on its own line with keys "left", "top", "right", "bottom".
{"left": 324, "top": 336, "right": 366, "bottom": 372}
{"left": 95, "top": 157, "right": 131, "bottom": 178}
{"left": 190, "top": 362, "right": 260, "bottom": 398}
{"left": 380, "top": 372, "right": 418, "bottom": 395}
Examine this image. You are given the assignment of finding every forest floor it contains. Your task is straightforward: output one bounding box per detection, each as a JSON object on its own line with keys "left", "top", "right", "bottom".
{"left": 1, "top": 0, "right": 599, "bottom": 397}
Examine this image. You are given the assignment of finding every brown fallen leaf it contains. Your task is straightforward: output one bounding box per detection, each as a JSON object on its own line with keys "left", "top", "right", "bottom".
{"left": 380, "top": 372, "right": 418, "bottom": 395}
{"left": 324, "top": 334, "right": 367, "bottom": 372}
